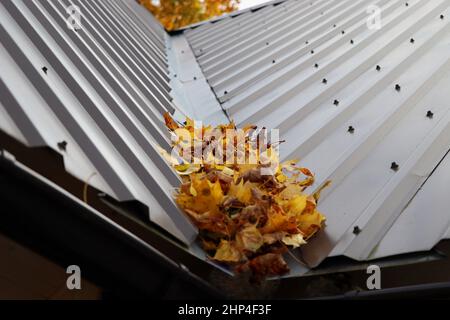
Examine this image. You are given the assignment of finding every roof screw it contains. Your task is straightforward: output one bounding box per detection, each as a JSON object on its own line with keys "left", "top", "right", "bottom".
{"left": 391, "top": 162, "right": 400, "bottom": 172}
{"left": 305, "top": 40, "right": 309, "bottom": 44}
{"left": 333, "top": 99, "right": 340, "bottom": 106}
{"left": 376, "top": 65, "right": 381, "bottom": 71}
{"left": 410, "top": 38, "right": 415, "bottom": 43}
{"left": 348, "top": 126, "right": 355, "bottom": 134}
{"left": 272, "top": 60, "right": 276, "bottom": 64}
{"left": 341, "top": 30, "right": 345, "bottom": 34}
{"left": 353, "top": 226, "right": 361, "bottom": 235}
{"left": 395, "top": 84, "right": 401, "bottom": 92}
{"left": 266, "top": 42, "right": 269, "bottom": 45}
{"left": 224, "top": 90, "right": 228, "bottom": 95}
{"left": 322, "top": 78, "right": 328, "bottom": 84}
{"left": 174, "top": 74, "right": 177, "bottom": 78}
{"left": 193, "top": 76, "right": 197, "bottom": 80}
{"left": 311, "top": 50, "right": 315, "bottom": 54}
{"left": 405, "top": 2, "right": 409, "bottom": 6}
{"left": 42, "top": 67, "right": 48, "bottom": 74}
{"left": 57, "top": 141, "right": 68, "bottom": 151}
{"left": 314, "top": 63, "right": 319, "bottom": 68}
{"left": 440, "top": 14, "right": 445, "bottom": 20}
{"left": 333, "top": 24, "right": 336, "bottom": 28}
{"left": 426, "top": 110, "right": 434, "bottom": 119}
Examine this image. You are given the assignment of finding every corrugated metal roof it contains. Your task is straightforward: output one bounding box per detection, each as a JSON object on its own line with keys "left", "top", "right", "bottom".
{"left": 0, "top": 0, "right": 197, "bottom": 244}
{"left": 183, "top": 0, "right": 450, "bottom": 269}
{"left": 2, "top": 0, "right": 450, "bottom": 277}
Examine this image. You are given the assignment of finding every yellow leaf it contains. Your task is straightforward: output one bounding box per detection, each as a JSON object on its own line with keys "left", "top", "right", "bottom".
{"left": 260, "top": 207, "right": 297, "bottom": 234}
{"left": 208, "top": 180, "right": 224, "bottom": 204}
{"left": 222, "top": 167, "right": 235, "bottom": 176}
{"left": 213, "top": 240, "right": 243, "bottom": 263}
{"left": 185, "top": 117, "right": 195, "bottom": 128}
{"left": 286, "top": 195, "right": 307, "bottom": 216}
{"left": 228, "top": 180, "right": 254, "bottom": 205}
{"left": 279, "top": 184, "right": 303, "bottom": 200}
{"left": 175, "top": 163, "right": 190, "bottom": 172}
{"left": 215, "top": 164, "right": 226, "bottom": 171}
{"left": 177, "top": 164, "right": 201, "bottom": 175}
{"left": 297, "top": 209, "right": 326, "bottom": 239}
{"left": 282, "top": 233, "right": 306, "bottom": 248}
{"left": 276, "top": 173, "right": 287, "bottom": 183}
{"left": 236, "top": 225, "right": 263, "bottom": 252}
{"left": 189, "top": 183, "right": 197, "bottom": 196}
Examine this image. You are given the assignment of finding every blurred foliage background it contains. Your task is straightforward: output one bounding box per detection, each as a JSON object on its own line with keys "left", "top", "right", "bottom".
{"left": 139, "top": 0, "right": 240, "bottom": 31}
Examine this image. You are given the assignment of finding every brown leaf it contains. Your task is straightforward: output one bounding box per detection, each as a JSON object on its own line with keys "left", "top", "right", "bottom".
{"left": 163, "top": 112, "right": 179, "bottom": 131}
{"left": 237, "top": 253, "right": 289, "bottom": 279}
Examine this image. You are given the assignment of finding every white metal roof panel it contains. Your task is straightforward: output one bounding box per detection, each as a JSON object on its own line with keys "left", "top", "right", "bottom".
{"left": 0, "top": 0, "right": 197, "bottom": 244}
{"left": 184, "top": 0, "right": 450, "bottom": 268}
{"left": 2, "top": 0, "right": 450, "bottom": 277}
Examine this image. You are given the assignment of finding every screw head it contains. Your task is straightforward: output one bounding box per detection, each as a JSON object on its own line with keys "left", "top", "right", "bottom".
{"left": 311, "top": 50, "right": 315, "bottom": 54}
{"left": 350, "top": 40, "right": 354, "bottom": 44}
{"left": 353, "top": 226, "right": 361, "bottom": 235}
{"left": 376, "top": 65, "right": 381, "bottom": 71}
{"left": 333, "top": 99, "right": 340, "bottom": 106}
{"left": 348, "top": 126, "right": 355, "bottom": 133}
{"left": 395, "top": 84, "right": 401, "bottom": 91}
{"left": 57, "top": 141, "right": 68, "bottom": 151}
{"left": 42, "top": 67, "right": 48, "bottom": 74}
{"left": 426, "top": 110, "right": 434, "bottom": 118}
{"left": 314, "top": 63, "right": 319, "bottom": 68}
{"left": 410, "top": 38, "right": 415, "bottom": 43}
{"left": 440, "top": 14, "right": 445, "bottom": 20}
{"left": 322, "top": 78, "right": 328, "bottom": 84}
{"left": 341, "top": 30, "right": 345, "bottom": 34}
{"left": 391, "top": 162, "right": 400, "bottom": 171}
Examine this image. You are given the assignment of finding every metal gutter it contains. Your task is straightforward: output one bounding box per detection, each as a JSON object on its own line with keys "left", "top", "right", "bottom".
{"left": 0, "top": 151, "right": 223, "bottom": 299}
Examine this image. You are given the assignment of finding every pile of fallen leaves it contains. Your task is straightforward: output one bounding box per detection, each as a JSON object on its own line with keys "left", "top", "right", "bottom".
{"left": 161, "top": 113, "right": 328, "bottom": 281}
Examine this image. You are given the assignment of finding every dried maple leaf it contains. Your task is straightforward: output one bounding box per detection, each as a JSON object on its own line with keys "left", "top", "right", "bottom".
{"left": 213, "top": 240, "right": 244, "bottom": 263}
{"left": 164, "top": 112, "right": 180, "bottom": 131}
{"left": 237, "top": 253, "right": 289, "bottom": 281}
{"left": 236, "top": 224, "right": 264, "bottom": 253}
{"left": 297, "top": 209, "right": 326, "bottom": 240}
{"left": 282, "top": 233, "right": 307, "bottom": 248}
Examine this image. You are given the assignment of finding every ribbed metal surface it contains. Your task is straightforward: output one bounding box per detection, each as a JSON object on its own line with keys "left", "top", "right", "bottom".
{"left": 185, "top": 0, "right": 450, "bottom": 267}
{"left": 0, "top": 0, "right": 197, "bottom": 244}
{"left": 3, "top": 0, "right": 450, "bottom": 276}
